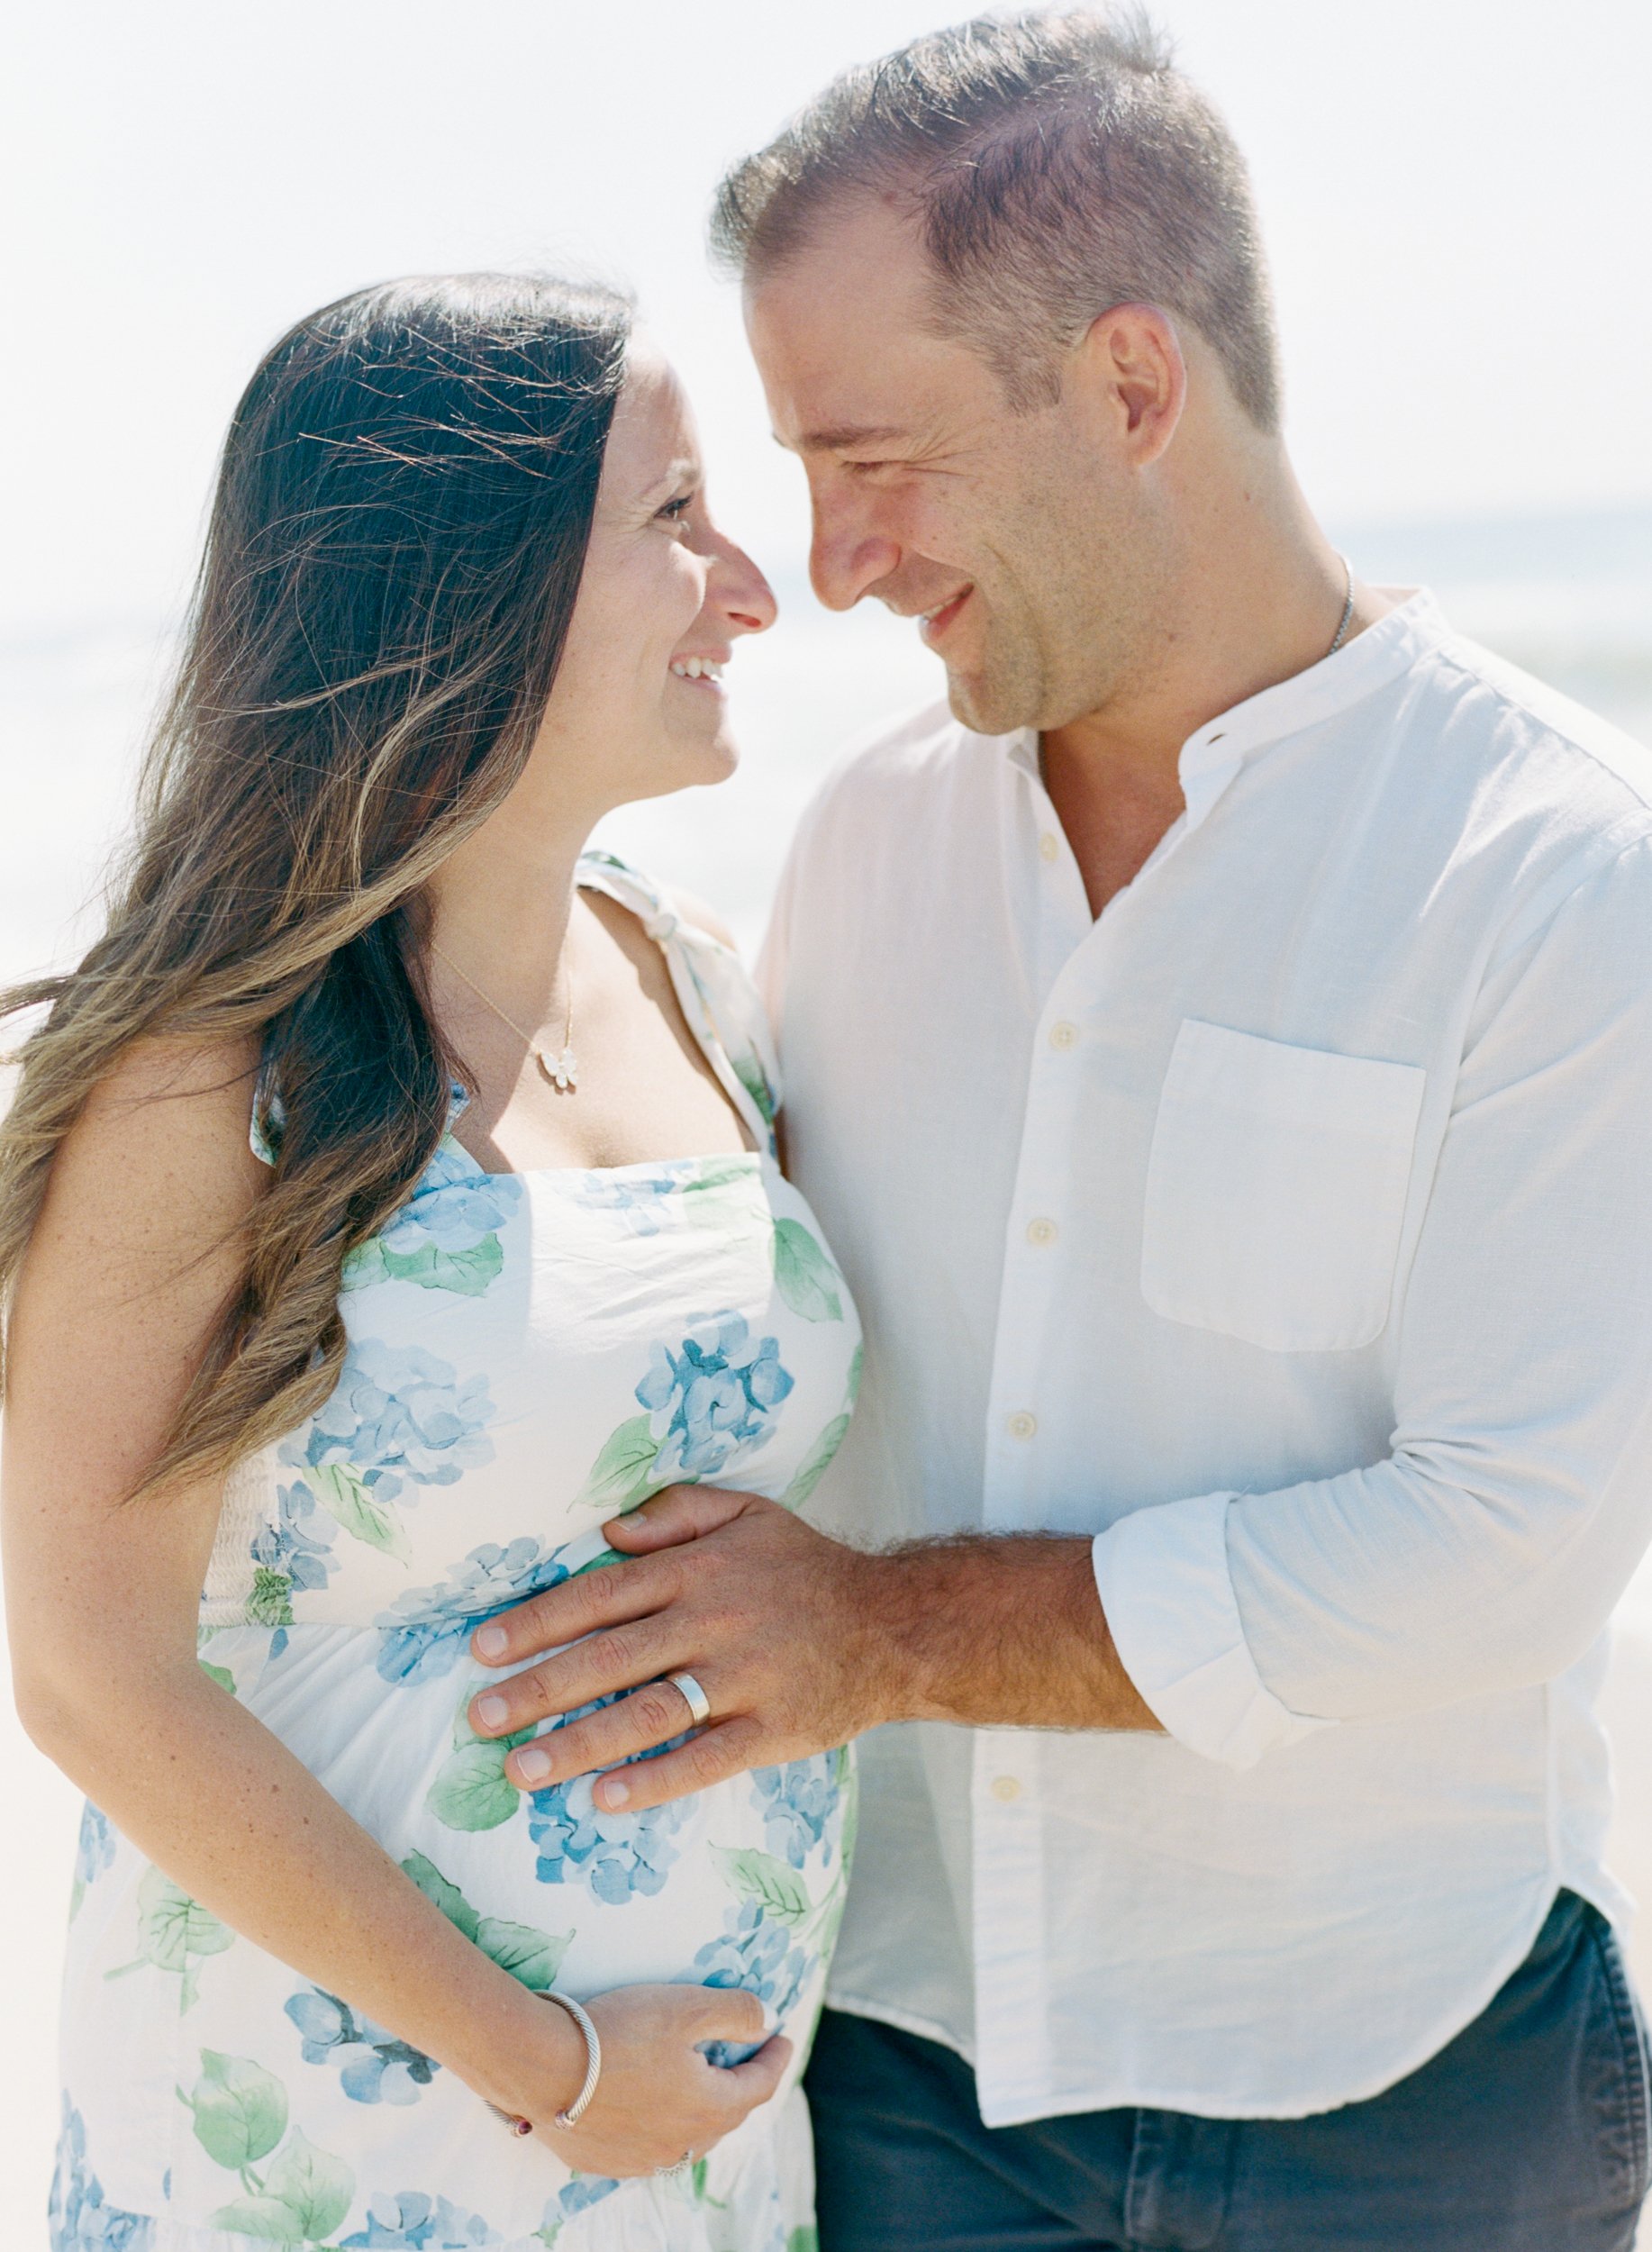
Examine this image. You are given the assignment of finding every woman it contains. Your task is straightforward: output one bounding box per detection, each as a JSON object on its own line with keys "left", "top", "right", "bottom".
{"left": 1, "top": 274, "right": 861, "bottom": 2252}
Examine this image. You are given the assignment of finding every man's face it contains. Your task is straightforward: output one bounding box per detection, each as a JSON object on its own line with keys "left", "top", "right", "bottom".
{"left": 746, "top": 196, "right": 1163, "bottom": 737}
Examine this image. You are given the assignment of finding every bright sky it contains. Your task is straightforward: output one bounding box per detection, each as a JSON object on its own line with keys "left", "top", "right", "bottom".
{"left": 5, "top": 0, "right": 1651, "bottom": 642}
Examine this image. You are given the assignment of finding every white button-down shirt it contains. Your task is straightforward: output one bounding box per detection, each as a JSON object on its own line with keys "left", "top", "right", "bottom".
{"left": 760, "top": 592, "right": 1652, "bottom": 2124}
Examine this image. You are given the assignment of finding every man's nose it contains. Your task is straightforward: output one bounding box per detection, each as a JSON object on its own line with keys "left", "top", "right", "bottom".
{"left": 809, "top": 513, "right": 903, "bottom": 614}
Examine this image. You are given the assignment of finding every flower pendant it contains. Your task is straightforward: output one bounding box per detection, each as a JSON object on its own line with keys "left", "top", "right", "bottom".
{"left": 536, "top": 1045, "right": 578, "bottom": 1093}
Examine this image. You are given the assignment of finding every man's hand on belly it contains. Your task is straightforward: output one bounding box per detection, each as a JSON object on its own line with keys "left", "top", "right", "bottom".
{"left": 465, "top": 1487, "right": 1157, "bottom": 1814}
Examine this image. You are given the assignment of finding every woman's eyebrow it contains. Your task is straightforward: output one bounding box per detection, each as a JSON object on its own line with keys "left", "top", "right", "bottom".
{"left": 642, "top": 456, "right": 702, "bottom": 497}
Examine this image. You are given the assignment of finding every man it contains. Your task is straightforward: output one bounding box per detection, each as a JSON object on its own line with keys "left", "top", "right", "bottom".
{"left": 468, "top": 12, "right": 1652, "bottom": 2246}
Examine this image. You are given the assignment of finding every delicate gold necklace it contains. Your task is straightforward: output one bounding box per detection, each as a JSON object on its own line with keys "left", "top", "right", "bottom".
{"left": 431, "top": 941, "right": 578, "bottom": 1092}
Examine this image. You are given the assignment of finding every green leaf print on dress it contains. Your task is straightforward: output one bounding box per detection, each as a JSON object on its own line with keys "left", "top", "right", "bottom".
{"left": 343, "top": 1150, "right": 522, "bottom": 1300}
{"left": 668, "top": 923, "right": 781, "bottom": 1144}
{"left": 574, "top": 1414, "right": 671, "bottom": 1514}
{"left": 307, "top": 1463, "right": 411, "bottom": 1566}
{"left": 345, "top": 1235, "right": 504, "bottom": 1299}
{"left": 682, "top": 1154, "right": 767, "bottom": 1203}
{"left": 771, "top": 1220, "right": 844, "bottom": 1324}
{"left": 184, "top": 2049, "right": 287, "bottom": 2171}
{"left": 731, "top": 1052, "right": 779, "bottom": 1130}
{"left": 401, "top": 1852, "right": 478, "bottom": 1940}
{"left": 709, "top": 1847, "right": 812, "bottom": 1927}
{"left": 401, "top": 1850, "right": 573, "bottom": 1992}
{"left": 186, "top": 2054, "right": 356, "bottom": 2244}
{"left": 782, "top": 1416, "right": 850, "bottom": 1511}
{"left": 105, "top": 1867, "right": 233, "bottom": 2011}
{"left": 212, "top": 2130, "right": 354, "bottom": 2244}
{"left": 781, "top": 1340, "right": 861, "bottom": 1511}
{"left": 426, "top": 1687, "right": 534, "bottom": 1834}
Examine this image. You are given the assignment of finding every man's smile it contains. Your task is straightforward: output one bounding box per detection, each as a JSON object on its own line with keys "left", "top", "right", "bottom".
{"left": 919, "top": 586, "right": 973, "bottom": 647}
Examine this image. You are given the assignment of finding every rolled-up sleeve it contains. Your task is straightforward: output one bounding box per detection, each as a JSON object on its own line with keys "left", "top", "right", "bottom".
{"left": 1094, "top": 837, "right": 1652, "bottom": 1768}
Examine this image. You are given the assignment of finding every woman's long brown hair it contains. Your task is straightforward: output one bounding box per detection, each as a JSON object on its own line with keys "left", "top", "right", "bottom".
{"left": 0, "top": 272, "right": 631, "bottom": 1496}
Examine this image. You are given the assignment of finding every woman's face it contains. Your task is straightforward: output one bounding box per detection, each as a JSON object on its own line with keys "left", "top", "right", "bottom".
{"left": 533, "top": 339, "right": 776, "bottom": 814}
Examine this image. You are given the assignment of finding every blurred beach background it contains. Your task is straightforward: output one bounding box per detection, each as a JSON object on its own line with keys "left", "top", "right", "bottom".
{"left": 4, "top": 0, "right": 1651, "bottom": 2241}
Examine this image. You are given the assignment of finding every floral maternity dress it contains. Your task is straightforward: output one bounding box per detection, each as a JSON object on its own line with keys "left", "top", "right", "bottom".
{"left": 52, "top": 854, "right": 862, "bottom": 2252}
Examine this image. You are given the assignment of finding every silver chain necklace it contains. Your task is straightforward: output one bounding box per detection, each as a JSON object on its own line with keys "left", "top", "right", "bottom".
{"left": 1327, "top": 554, "right": 1357, "bottom": 658}
{"left": 431, "top": 942, "right": 578, "bottom": 1093}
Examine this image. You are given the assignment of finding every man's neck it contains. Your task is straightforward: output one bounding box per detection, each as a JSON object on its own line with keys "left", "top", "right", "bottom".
{"left": 1040, "top": 472, "right": 1384, "bottom": 919}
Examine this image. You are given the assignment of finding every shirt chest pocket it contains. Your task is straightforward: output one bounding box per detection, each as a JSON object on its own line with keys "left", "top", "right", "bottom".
{"left": 1140, "top": 1021, "right": 1427, "bottom": 1353}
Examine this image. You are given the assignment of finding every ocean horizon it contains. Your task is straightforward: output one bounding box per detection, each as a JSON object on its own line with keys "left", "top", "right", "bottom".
{"left": 4, "top": 501, "right": 1650, "bottom": 985}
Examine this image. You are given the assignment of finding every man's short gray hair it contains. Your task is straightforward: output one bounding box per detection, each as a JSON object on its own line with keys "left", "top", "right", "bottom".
{"left": 712, "top": 7, "right": 1282, "bottom": 432}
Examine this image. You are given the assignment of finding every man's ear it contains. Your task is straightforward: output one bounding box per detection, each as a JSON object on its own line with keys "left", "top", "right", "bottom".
{"left": 1076, "top": 303, "right": 1187, "bottom": 466}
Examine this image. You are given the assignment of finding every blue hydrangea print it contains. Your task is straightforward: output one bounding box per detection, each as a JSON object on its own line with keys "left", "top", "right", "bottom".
{"left": 284, "top": 1339, "right": 495, "bottom": 1501}
{"left": 247, "top": 1480, "right": 341, "bottom": 1634}
{"left": 346, "top": 1147, "right": 524, "bottom": 1298}
{"left": 638, "top": 1312, "right": 794, "bottom": 1483}
{"left": 691, "top": 1902, "right": 812, "bottom": 2068}
{"left": 374, "top": 1540, "right": 572, "bottom": 1685}
{"left": 380, "top": 1149, "right": 521, "bottom": 1258}
{"left": 574, "top": 1162, "right": 698, "bottom": 1234}
{"left": 340, "top": 2190, "right": 499, "bottom": 2247}
{"left": 528, "top": 1698, "right": 694, "bottom": 1902}
{"left": 49, "top": 2100, "right": 155, "bottom": 2252}
{"left": 752, "top": 1756, "right": 838, "bottom": 1869}
{"left": 286, "top": 1987, "right": 440, "bottom": 2106}
{"left": 69, "top": 1803, "right": 115, "bottom": 1920}
{"left": 540, "top": 2175, "right": 621, "bottom": 2239}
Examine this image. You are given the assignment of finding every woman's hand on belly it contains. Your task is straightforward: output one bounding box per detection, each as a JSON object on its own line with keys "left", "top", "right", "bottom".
{"left": 508, "top": 1983, "right": 790, "bottom": 2179}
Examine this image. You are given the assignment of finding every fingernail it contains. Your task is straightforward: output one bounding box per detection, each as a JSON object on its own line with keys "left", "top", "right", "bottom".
{"left": 475, "top": 1695, "right": 509, "bottom": 1730}
{"left": 598, "top": 1775, "right": 631, "bottom": 1810}
{"left": 475, "top": 1626, "right": 508, "bottom": 1659}
{"left": 515, "top": 1746, "right": 552, "bottom": 1784}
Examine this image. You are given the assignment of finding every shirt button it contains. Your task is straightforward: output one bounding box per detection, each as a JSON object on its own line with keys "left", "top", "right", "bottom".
{"left": 1048, "top": 1021, "right": 1078, "bottom": 1051}
{"left": 1006, "top": 1410, "right": 1038, "bottom": 1440}
{"left": 1039, "top": 831, "right": 1061, "bottom": 863}
{"left": 991, "top": 1775, "right": 1023, "bottom": 1803}
{"left": 1026, "top": 1216, "right": 1057, "bottom": 1248}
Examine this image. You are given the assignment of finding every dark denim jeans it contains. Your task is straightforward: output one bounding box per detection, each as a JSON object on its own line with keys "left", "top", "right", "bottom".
{"left": 806, "top": 1892, "right": 1650, "bottom": 2251}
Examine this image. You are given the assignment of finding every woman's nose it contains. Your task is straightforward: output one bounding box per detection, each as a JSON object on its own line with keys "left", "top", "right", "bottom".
{"left": 712, "top": 537, "right": 777, "bottom": 638}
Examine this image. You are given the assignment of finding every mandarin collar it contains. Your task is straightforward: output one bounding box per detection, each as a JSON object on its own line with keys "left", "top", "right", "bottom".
{"left": 1006, "top": 587, "right": 1448, "bottom": 833}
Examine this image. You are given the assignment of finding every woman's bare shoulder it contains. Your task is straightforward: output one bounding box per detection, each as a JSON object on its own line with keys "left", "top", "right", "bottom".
{"left": 40, "top": 1030, "right": 266, "bottom": 1267}
{"left": 6, "top": 1032, "right": 268, "bottom": 1507}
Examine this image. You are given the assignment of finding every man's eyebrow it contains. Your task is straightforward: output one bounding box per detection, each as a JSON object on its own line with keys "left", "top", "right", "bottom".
{"left": 776, "top": 424, "right": 911, "bottom": 455}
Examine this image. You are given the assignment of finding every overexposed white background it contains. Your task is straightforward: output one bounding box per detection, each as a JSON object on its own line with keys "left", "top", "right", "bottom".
{"left": 5, "top": 2, "right": 1652, "bottom": 2242}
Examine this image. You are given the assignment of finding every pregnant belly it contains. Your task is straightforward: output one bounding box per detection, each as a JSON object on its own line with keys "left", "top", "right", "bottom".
{"left": 208, "top": 1621, "right": 850, "bottom": 2030}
